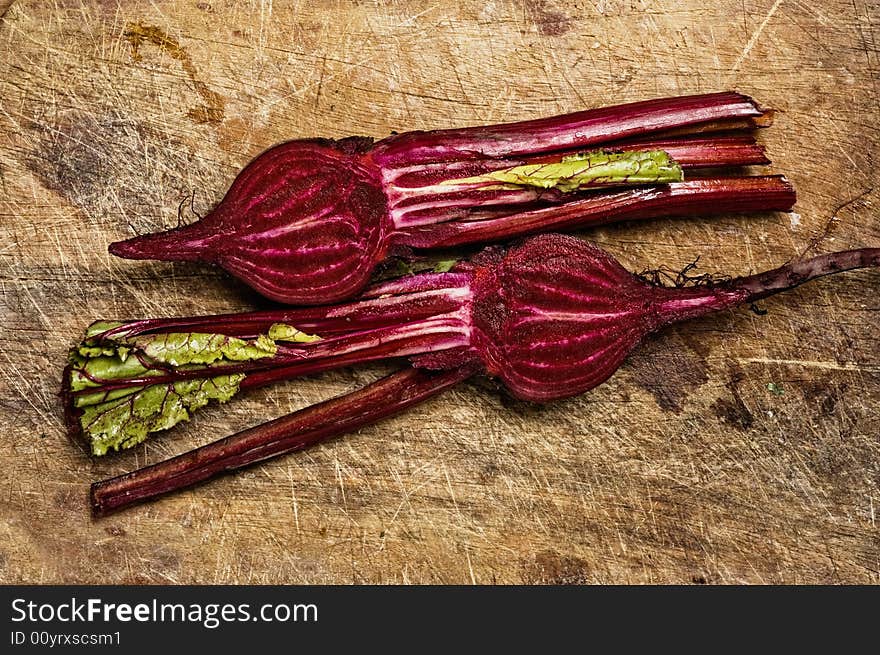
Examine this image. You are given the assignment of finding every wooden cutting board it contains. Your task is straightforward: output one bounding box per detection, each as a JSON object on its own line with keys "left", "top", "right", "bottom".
{"left": 1, "top": 0, "right": 878, "bottom": 584}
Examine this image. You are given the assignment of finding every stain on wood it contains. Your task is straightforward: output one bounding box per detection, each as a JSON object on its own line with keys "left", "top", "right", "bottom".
{"left": 0, "top": 0, "right": 878, "bottom": 584}
{"left": 123, "top": 22, "right": 226, "bottom": 124}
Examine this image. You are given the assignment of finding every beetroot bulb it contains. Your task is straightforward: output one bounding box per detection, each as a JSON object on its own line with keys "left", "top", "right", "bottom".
{"left": 69, "top": 233, "right": 879, "bottom": 460}
{"left": 108, "top": 92, "right": 795, "bottom": 305}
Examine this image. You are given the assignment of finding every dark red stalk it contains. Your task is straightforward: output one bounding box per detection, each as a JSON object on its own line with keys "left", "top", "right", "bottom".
{"left": 67, "top": 314, "right": 469, "bottom": 400}
{"left": 90, "top": 366, "right": 474, "bottom": 515}
{"left": 524, "top": 134, "right": 769, "bottom": 170}
{"left": 400, "top": 176, "right": 794, "bottom": 248}
{"left": 108, "top": 92, "right": 792, "bottom": 305}
{"left": 385, "top": 133, "right": 769, "bottom": 189}
{"left": 383, "top": 138, "right": 776, "bottom": 227}
{"left": 615, "top": 112, "right": 773, "bottom": 139}
{"left": 94, "top": 273, "right": 472, "bottom": 340}
{"left": 370, "top": 91, "right": 765, "bottom": 165}
{"left": 735, "top": 248, "right": 880, "bottom": 300}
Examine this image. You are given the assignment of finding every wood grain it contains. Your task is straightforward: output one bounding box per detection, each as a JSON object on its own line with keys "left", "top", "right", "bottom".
{"left": 0, "top": 0, "right": 877, "bottom": 584}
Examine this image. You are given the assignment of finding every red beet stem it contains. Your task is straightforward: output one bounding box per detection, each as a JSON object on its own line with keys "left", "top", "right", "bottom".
{"left": 238, "top": 313, "right": 472, "bottom": 387}
{"left": 71, "top": 313, "right": 471, "bottom": 398}
{"left": 374, "top": 92, "right": 764, "bottom": 165}
{"left": 732, "top": 248, "right": 880, "bottom": 302}
{"left": 384, "top": 133, "right": 769, "bottom": 190}
{"left": 385, "top": 135, "right": 773, "bottom": 229}
{"left": 509, "top": 134, "right": 769, "bottom": 170}
{"left": 399, "top": 175, "right": 796, "bottom": 248}
{"left": 641, "top": 112, "right": 774, "bottom": 137}
{"left": 72, "top": 278, "right": 474, "bottom": 399}
{"left": 96, "top": 273, "right": 472, "bottom": 339}
{"left": 90, "top": 365, "right": 473, "bottom": 515}
{"left": 573, "top": 134, "right": 769, "bottom": 170}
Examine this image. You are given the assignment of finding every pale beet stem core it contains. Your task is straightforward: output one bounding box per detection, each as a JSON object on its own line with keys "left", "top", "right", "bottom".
{"left": 108, "top": 92, "right": 795, "bottom": 305}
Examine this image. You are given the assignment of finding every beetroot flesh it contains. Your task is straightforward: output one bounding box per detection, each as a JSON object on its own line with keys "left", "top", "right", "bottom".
{"left": 109, "top": 92, "right": 795, "bottom": 305}
{"left": 111, "top": 138, "right": 391, "bottom": 303}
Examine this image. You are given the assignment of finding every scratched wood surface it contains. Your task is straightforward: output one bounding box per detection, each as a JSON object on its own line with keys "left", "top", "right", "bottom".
{"left": 1, "top": 0, "right": 878, "bottom": 584}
